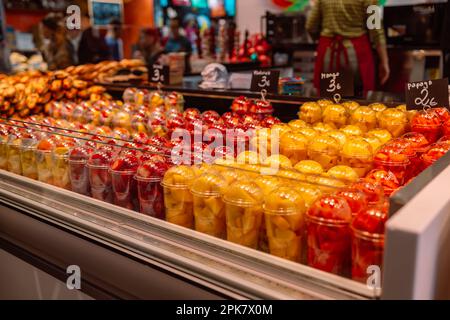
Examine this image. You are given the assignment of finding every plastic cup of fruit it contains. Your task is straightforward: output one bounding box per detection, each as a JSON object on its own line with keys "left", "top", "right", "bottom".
{"left": 373, "top": 145, "right": 411, "bottom": 185}
{"left": 110, "top": 154, "right": 140, "bottom": 211}
{"left": 162, "top": 165, "right": 196, "bottom": 229}
{"left": 135, "top": 159, "right": 170, "bottom": 219}
{"left": 264, "top": 187, "right": 306, "bottom": 262}
{"left": 350, "top": 106, "right": 377, "bottom": 132}
{"left": 69, "top": 146, "right": 93, "bottom": 196}
{"left": 280, "top": 131, "right": 308, "bottom": 165}
{"left": 299, "top": 102, "right": 322, "bottom": 124}
{"left": 305, "top": 195, "right": 352, "bottom": 275}
{"left": 249, "top": 99, "right": 274, "bottom": 121}
{"left": 365, "top": 169, "right": 400, "bottom": 197}
{"left": 340, "top": 138, "right": 373, "bottom": 177}
{"left": 342, "top": 101, "right": 360, "bottom": 114}
{"left": 351, "top": 208, "right": 387, "bottom": 283}
{"left": 87, "top": 148, "right": 115, "bottom": 203}
{"left": 378, "top": 108, "right": 408, "bottom": 138}
{"left": 335, "top": 188, "right": 368, "bottom": 217}
{"left": 190, "top": 172, "right": 228, "bottom": 239}
{"left": 0, "top": 133, "right": 8, "bottom": 170}
{"left": 35, "top": 138, "right": 56, "bottom": 185}
{"left": 294, "top": 160, "right": 324, "bottom": 175}
{"left": 443, "top": 119, "right": 450, "bottom": 136}
{"left": 350, "top": 180, "right": 385, "bottom": 208}
{"left": 223, "top": 180, "right": 264, "bottom": 249}
{"left": 322, "top": 104, "right": 348, "bottom": 129}
{"left": 420, "top": 143, "right": 449, "bottom": 171}
{"left": 20, "top": 138, "right": 38, "bottom": 180}
{"left": 366, "top": 129, "right": 393, "bottom": 145}
{"left": 340, "top": 125, "right": 364, "bottom": 137}
{"left": 327, "top": 165, "right": 359, "bottom": 183}
{"left": 411, "top": 110, "right": 442, "bottom": 144}
{"left": 307, "top": 135, "right": 340, "bottom": 170}
{"left": 6, "top": 136, "right": 23, "bottom": 175}
{"left": 288, "top": 119, "right": 308, "bottom": 131}
{"left": 386, "top": 139, "right": 421, "bottom": 181}
{"left": 52, "top": 144, "right": 74, "bottom": 190}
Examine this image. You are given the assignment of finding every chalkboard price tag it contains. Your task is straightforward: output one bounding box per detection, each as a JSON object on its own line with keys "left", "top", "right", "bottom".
{"left": 406, "top": 78, "right": 449, "bottom": 110}
{"left": 149, "top": 64, "right": 170, "bottom": 85}
{"left": 320, "top": 70, "right": 354, "bottom": 100}
{"left": 250, "top": 70, "right": 280, "bottom": 94}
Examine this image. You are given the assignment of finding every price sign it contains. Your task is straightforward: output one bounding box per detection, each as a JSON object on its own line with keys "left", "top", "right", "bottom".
{"left": 319, "top": 70, "right": 354, "bottom": 99}
{"left": 406, "top": 78, "right": 449, "bottom": 110}
{"left": 251, "top": 70, "right": 280, "bottom": 94}
{"left": 149, "top": 64, "right": 170, "bottom": 85}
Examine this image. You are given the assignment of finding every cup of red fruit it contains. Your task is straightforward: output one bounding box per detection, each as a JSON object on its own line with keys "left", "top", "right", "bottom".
{"left": 135, "top": 158, "right": 170, "bottom": 219}
{"left": 351, "top": 208, "right": 387, "bottom": 283}
{"left": 305, "top": 195, "right": 352, "bottom": 276}
{"left": 444, "top": 119, "right": 450, "bottom": 137}
{"left": 350, "top": 180, "right": 385, "bottom": 208}
{"left": 69, "top": 146, "right": 94, "bottom": 196}
{"left": 249, "top": 99, "right": 274, "bottom": 121}
{"left": 334, "top": 188, "right": 368, "bottom": 218}
{"left": 420, "top": 143, "right": 450, "bottom": 170}
{"left": 87, "top": 146, "right": 115, "bottom": 203}
{"left": 231, "top": 96, "right": 252, "bottom": 116}
{"left": 365, "top": 169, "right": 400, "bottom": 197}
{"left": 373, "top": 144, "right": 411, "bottom": 185}
{"left": 386, "top": 138, "right": 420, "bottom": 180}
{"left": 411, "top": 110, "right": 442, "bottom": 143}
{"left": 109, "top": 153, "right": 140, "bottom": 211}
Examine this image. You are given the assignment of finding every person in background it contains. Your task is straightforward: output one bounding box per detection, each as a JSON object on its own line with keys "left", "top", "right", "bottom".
{"left": 165, "top": 17, "right": 192, "bottom": 73}
{"left": 78, "top": 13, "right": 111, "bottom": 64}
{"left": 40, "top": 14, "right": 73, "bottom": 70}
{"left": 306, "top": 0, "right": 390, "bottom": 96}
{"left": 133, "top": 28, "right": 164, "bottom": 67}
{"left": 105, "top": 18, "right": 123, "bottom": 61}
{"left": 66, "top": 27, "right": 83, "bottom": 65}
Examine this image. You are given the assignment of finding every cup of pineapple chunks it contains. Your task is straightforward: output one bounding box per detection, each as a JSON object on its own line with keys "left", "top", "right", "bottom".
{"left": 190, "top": 172, "right": 228, "bottom": 239}
{"left": 20, "top": 138, "right": 39, "bottom": 180}
{"left": 264, "top": 187, "right": 306, "bottom": 262}
{"left": 223, "top": 180, "right": 264, "bottom": 249}
{"left": 7, "top": 136, "right": 22, "bottom": 175}
{"left": 162, "top": 165, "right": 196, "bottom": 229}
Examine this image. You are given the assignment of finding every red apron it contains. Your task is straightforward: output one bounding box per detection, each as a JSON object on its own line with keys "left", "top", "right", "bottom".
{"left": 313, "top": 34, "right": 375, "bottom": 95}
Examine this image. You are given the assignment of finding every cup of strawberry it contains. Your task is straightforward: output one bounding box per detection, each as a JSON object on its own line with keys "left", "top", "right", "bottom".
{"left": 69, "top": 146, "right": 94, "bottom": 196}
{"left": 109, "top": 153, "right": 140, "bottom": 210}
{"left": 135, "top": 158, "right": 170, "bottom": 219}
{"left": 87, "top": 147, "right": 115, "bottom": 203}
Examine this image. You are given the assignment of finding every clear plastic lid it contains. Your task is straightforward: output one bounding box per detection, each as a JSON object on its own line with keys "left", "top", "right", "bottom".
{"left": 190, "top": 172, "right": 227, "bottom": 197}
{"left": 352, "top": 208, "right": 387, "bottom": 236}
{"left": 308, "top": 134, "right": 340, "bottom": 155}
{"left": 306, "top": 195, "right": 352, "bottom": 224}
{"left": 254, "top": 175, "right": 282, "bottom": 195}
{"left": 236, "top": 151, "right": 261, "bottom": 165}
{"left": 69, "top": 146, "right": 94, "bottom": 162}
{"left": 411, "top": 109, "right": 442, "bottom": 128}
{"left": 433, "top": 107, "right": 450, "bottom": 123}
{"left": 313, "top": 122, "right": 335, "bottom": 133}
{"left": 326, "top": 130, "right": 348, "bottom": 148}
{"left": 350, "top": 106, "right": 377, "bottom": 124}
{"left": 369, "top": 103, "right": 387, "bottom": 113}
{"left": 250, "top": 99, "right": 274, "bottom": 114}
{"left": 378, "top": 108, "right": 408, "bottom": 125}
{"left": 288, "top": 119, "right": 308, "bottom": 130}
{"left": 340, "top": 125, "right": 363, "bottom": 137}
{"left": 87, "top": 147, "right": 116, "bottom": 168}
{"left": 322, "top": 104, "right": 347, "bottom": 122}
{"left": 136, "top": 158, "right": 170, "bottom": 182}
{"left": 295, "top": 127, "right": 318, "bottom": 141}
{"left": 264, "top": 186, "right": 306, "bottom": 214}
{"left": 366, "top": 129, "right": 393, "bottom": 144}
{"left": 342, "top": 101, "right": 360, "bottom": 113}
{"left": 271, "top": 123, "right": 292, "bottom": 137}
{"left": 350, "top": 180, "right": 385, "bottom": 206}
{"left": 296, "top": 182, "right": 323, "bottom": 207}
{"left": 162, "top": 165, "right": 196, "bottom": 188}
{"left": 401, "top": 132, "right": 430, "bottom": 152}
{"left": 341, "top": 138, "right": 373, "bottom": 159}
{"left": 374, "top": 144, "right": 410, "bottom": 165}
{"left": 421, "top": 143, "right": 449, "bottom": 164}
{"left": 294, "top": 160, "right": 324, "bottom": 175}
{"left": 298, "top": 102, "right": 322, "bottom": 123}
{"left": 363, "top": 136, "right": 382, "bottom": 153}
{"left": 317, "top": 99, "right": 333, "bottom": 109}
{"left": 280, "top": 131, "right": 308, "bottom": 150}
{"left": 365, "top": 169, "right": 400, "bottom": 193}
{"left": 327, "top": 165, "right": 359, "bottom": 182}
{"left": 335, "top": 188, "right": 368, "bottom": 216}
{"left": 262, "top": 154, "right": 293, "bottom": 169}
{"left": 222, "top": 180, "right": 264, "bottom": 207}
{"left": 110, "top": 153, "right": 140, "bottom": 173}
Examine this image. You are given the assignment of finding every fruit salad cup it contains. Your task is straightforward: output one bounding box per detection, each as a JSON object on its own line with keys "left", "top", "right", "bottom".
{"left": 307, "top": 135, "right": 340, "bottom": 170}
{"left": 378, "top": 108, "right": 408, "bottom": 138}
{"left": 288, "top": 119, "right": 308, "bottom": 131}
{"left": 0, "top": 128, "right": 8, "bottom": 170}
{"left": 322, "top": 104, "right": 348, "bottom": 129}
{"left": 326, "top": 130, "right": 348, "bottom": 148}
{"left": 231, "top": 96, "right": 252, "bottom": 115}
{"left": 223, "top": 180, "right": 264, "bottom": 249}
{"left": 365, "top": 169, "right": 400, "bottom": 197}
{"left": 335, "top": 188, "right": 368, "bottom": 217}
{"left": 299, "top": 102, "right": 322, "bottom": 124}
{"left": 52, "top": 140, "right": 76, "bottom": 190}
{"left": 296, "top": 127, "right": 318, "bottom": 142}
{"left": 443, "top": 119, "right": 450, "bottom": 136}
{"left": 20, "top": 137, "right": 39, "bottom": 179}
{"left": 411, "top": 110, "right": 442, "bottom": 144}
{"left": 6, "top": 135, "right": 23, "bottom": 175}
{"left": 340, "top": 138, "right": 373, "bottom": 177}
{"left": 35, "top": 137, "right": 56, "bottom": 184}
{"left": 350, "top": 180, "right": 385, "bottom": 208}
{"left": 340, "top": 125, "right": 363, "bottom": 137}
{"left": 342, "top": 101, "right": 360, "bottom": 114}
{"left": 366, "top": 129, "right": 393, "bottom": 145}
{"left": 327, "top": 165, "right": 359, "bottom": 183}
{"left": 135, "top": 158, "right": 170, "bottom": 219}
{"left": 373, "top": 144, "right": 411, "bottom": 185}
{"left": 264, "top": 187, "right": 306, "bottom": 262}
{"left": 294, "top": 160, "right": 324, "bottom": 175}
{"left": 306, "top": 195, "right": 352, "bottom": 275}
{"left": 279, "top": 131, "right": 308, "bottom": 165}
{"left": 162, "top": 165, "right": 196, "bottom": 229}
{"left": 350, "top": 106, "right": 377, "bottom": 132}
{"left": 420, "top": 143, "right": 450, "bottom": 171}
{"left": 69, "top": 146, "right": 94, "bottom": 196}
{"left": 351, "top": 208, "right": 387, "bottom": 283}
{"left": 110, "top": 153, "right": 140, "bottom": 211}
{"left": 87, "top": 147, "right": 115, "bottom": 203}
{"left": 190, "top": 172, "right": 227, "bottom": 239}
{"left": 249, "top": 99, "right": 274, "bottom": 121}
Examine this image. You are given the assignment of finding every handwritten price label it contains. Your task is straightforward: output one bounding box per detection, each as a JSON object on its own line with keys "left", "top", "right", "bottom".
{"left": 149, "top": 64, "right": 170, "bottom": 85}
{"left": 320, "top": 70, "right": 354, "bottom": 98}
{"left": 406, "top": 78, "right": 449, "bottom": 110}
{"left": 251, "top": 70, "right": 280, "bottom": 94}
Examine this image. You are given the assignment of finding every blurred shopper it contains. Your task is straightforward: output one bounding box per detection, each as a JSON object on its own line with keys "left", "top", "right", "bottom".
{"left": 306, "top": 0, "right": 390, "bottom": 96}
{"left": 66, "top": 28, "right": 83, "bottom": 65}
{"left": 133, "top": 28, "right": 164, "bottom": 67}
{"left": 164, "top": 17, "right": 192, "bottom": 73}
{"left": 78, "top": 13, "right": 111, "bottom": 64}
{"left": 40, "top": 14, "right": 73, "bottom": 70}
{"left": 105, "top": 18, "right": 124, "bottom": 61}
